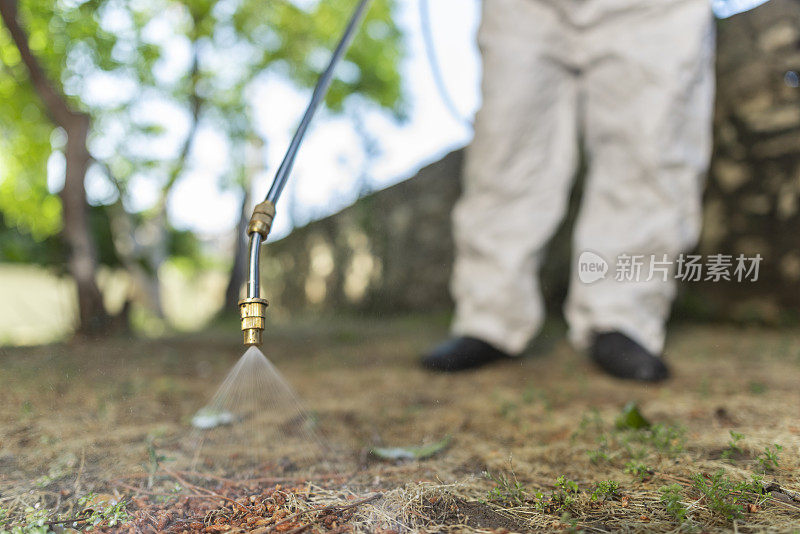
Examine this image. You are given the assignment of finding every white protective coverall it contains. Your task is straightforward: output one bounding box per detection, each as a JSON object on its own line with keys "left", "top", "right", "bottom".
{"left": 451, "top": 0, "right": 716, "bottom": 355}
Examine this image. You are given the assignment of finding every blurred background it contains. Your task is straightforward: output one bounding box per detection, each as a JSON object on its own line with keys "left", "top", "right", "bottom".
{"left": 1, "top": 0, "right": 798, "bottom": 346}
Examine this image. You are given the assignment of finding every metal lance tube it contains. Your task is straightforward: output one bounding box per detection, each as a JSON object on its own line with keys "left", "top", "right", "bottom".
{"left": 239, "top": 0, "right": 372, "bottom": 346}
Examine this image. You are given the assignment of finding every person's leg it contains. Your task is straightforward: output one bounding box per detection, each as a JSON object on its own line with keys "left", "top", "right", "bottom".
{"left": 437, "top": 0, "right": 580, "bottom": 366}
{"left": 565, "top": 0, "right": 715, "bottom": 375}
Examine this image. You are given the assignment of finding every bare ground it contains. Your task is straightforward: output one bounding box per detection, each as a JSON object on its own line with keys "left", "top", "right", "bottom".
{"left": 1, "top": 315, "right": 799, "bottom": 532}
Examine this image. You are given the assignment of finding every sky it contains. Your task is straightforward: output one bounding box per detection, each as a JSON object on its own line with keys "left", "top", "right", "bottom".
{"left": 45, "top": 0, "right": 768, "bottom": 243}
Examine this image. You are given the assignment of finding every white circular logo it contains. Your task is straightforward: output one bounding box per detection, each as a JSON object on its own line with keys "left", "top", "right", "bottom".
{"left": 577, "top": 251, "right": 608, "bottom": 284}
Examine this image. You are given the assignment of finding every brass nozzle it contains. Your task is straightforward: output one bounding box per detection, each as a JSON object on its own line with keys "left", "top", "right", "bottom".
{"left": 239, "top": 297, "right": 268, "bottom": 346}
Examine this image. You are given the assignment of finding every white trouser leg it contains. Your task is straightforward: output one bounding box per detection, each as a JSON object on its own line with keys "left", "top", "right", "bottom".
{"left": 565, "top": 0, "right": 716, "bottom": 355}
{"left": 451, "top": 0, "right": 579, "bottom": 354}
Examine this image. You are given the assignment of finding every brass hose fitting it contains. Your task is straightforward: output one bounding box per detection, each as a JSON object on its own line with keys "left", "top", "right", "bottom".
{"left": 240, "top": 200, "right": 275, "bottom": 346}
{"left": 239, "top": 297, "right": 269, "bottom": 346}
{"left": 247, "top": 200, "right": 276, "bottom": 239}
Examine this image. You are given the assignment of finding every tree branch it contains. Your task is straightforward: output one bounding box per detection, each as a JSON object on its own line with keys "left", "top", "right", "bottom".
{"left": 0, "top": 0, "right": 79, "bottom": 128}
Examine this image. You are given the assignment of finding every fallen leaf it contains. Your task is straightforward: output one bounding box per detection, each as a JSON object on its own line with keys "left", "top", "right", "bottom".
{"left": 370, "top": 436, "right": 452, "bottom": 461}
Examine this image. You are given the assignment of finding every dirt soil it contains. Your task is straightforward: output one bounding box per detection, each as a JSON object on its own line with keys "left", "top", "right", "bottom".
{"left": 1, "top": 316, "right": 799, "bottom": 532}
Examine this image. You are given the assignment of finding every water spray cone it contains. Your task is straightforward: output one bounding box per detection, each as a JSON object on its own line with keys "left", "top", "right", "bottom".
{"left": 189, "top": 346, "right": 330, "bottom": 474}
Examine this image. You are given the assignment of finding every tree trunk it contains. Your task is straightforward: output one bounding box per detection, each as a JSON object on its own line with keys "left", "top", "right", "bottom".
{"left": 62, "top": 113, "right": 109, "bottom": 335}
{"left": 0, "top": 0, "right": 108, "bottom": 335}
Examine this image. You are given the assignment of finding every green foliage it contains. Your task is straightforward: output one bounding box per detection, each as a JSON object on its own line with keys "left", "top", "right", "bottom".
{"left": 721, "top": 430, "right": 745, "bottom": 460}
{"left": 659, "top": 484, "right": 688, "bottom": 524}
{"left": 552, "top": 476, "right": 580, "bottom": 509}
{"left": 691, "top": 471, "right": 742, "bottom": 522}
{"left": 0, "top": 505, "right": 50, "bottom": 534}
{"left": 586, "top": 447, "right": 610, "bottom": 464}
{"left": 485, "top": 471, "right": 527, "bottom": 506}
{"left": 629, "top": 423, "right": 686, "bottom": 455}
{"left": 623, "top": 461, "right": 653, "bottom": 481}
{"left": 575, "top": 404, "right": 685, "bottom": 469}
{"left": 1, "top": 0, "right": 404, "bottom": 268}
{"left": 590, "top": 480, "right": 619, "bottom": 502}
{"left": 733, "top": 475, "right": 766, "bottom": 498}
{"left": 615, "top": 402, "right": 651, "bottom": 430}
{"left": 0, "top": 0, "right": 121, "bottom": 242}
{"left": 559, "top": 512, "right": 581, "bottom": 533}
{"left": 77, "top": 493, "right": 130, "bottom": 528}
{"left": 144, "top": 439, "right": 172, "bottom": 488}
{"left": 756, "top": 443, "right": 782, "bottom": 472}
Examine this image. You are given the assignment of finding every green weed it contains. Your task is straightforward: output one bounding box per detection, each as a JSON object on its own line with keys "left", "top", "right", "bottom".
{"left": 591, "top": 480, "right": 620, "bottom": 502}
{"left": 586, "top": 448, "right": 610, "bottom": 464}
{"left": 645, "top": 424, "right": 687, "bottom": 454}
{"left": 77, "top": 493, "right": 130, "bottom": 528}
{"left": 559, "top": 512, "right": 582, "bottom": 533}
{"left": 721, "top": 431, "right": 745, "bottom": 459}
{"left": 757, "top": 444, "right": 782, "bottom": 472}
{"left": 552, "top": 476, "right": 580, "bottom": 509}
{"left": 0, "top": 505, "right": 50, "bottom": 534}
{"left": 485, "top": 471, "right": 526, "bottom": 506}
{"left": 691, "top": 471, "right": 742, "bottom": 522}
{"left": 623, "top": 461, "right": 653, "bottom": 481}
{"left": 659, "top": 484, "right": 688, "bottom": 524}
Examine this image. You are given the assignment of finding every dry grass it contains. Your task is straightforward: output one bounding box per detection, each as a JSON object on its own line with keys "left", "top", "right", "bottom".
{"left": 1, "top": 315, "right": 799, "bottom": 532}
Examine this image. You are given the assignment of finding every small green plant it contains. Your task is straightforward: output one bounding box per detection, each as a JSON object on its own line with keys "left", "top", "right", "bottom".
{"left": 485, "top": 471, "right": 526, "bottom": 506}
{"left": 659, "top": 484, "right": 688, "bottom": 524}
{"left": 552, "top": 476, "right": 580, "bottom": 509}
{"left": 591, "top": 480, "right": 619, "bottom": 502}
{"left": 586, "top": 433, "right": 612, "bottom": 464}
{"left": 721, "top": 431, "right": 745, "bottom": 459}
{"left": 617, "top": 422, "right": 686, "bottom": 456}
{"left": 560, "top": 512, "right": 581, "bottom": 533}
{"left": 691, "top": 471, "right": 742, "bottom": 522}
{"left": 78, "top": 493, "right": 130, "bottom": 528}
{"left": 586, "top": 448, "right": 610, "bottom": 464}
{"left": 733, "top": 475, "right": 766, "bottom": 499}
{"left": 615, "top": 402, "right": 651, "bottom": 430}
{"left": 144, "top": 439, "right": 171, "bottom": 488}
{"left": 757, "top": 444, "right": 782, "bottom": 472}
{"left": 0, "top": 505, "right": 51, "bottom": 534}
{"left": 624, "top": 461, "right": 653, "bottom": 481}
{"left": 646, "top": 424, "right": 686, "bottom": 454}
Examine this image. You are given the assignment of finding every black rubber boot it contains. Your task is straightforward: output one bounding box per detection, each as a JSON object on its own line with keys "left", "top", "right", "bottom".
{"left": 590, "top": 331, "right": 670, "bottom": 382}
{"left": 421, "top": 336, "right": 514, "bottom": 372}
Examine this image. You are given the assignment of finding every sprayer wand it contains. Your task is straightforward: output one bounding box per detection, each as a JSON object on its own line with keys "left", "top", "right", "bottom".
{"left": 239, "top": 0, "right": 372, "bottom": 346}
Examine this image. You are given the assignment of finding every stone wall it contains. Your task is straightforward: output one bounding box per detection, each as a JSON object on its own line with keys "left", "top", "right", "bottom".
{"left": 261, "top": 152, "right": 462, "bottom": 314}
{"left": 261, "top": 0, "right": 800, "bottom": 322}
{"left": 696, "top": 0, "right": 800, "bottom": 322}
